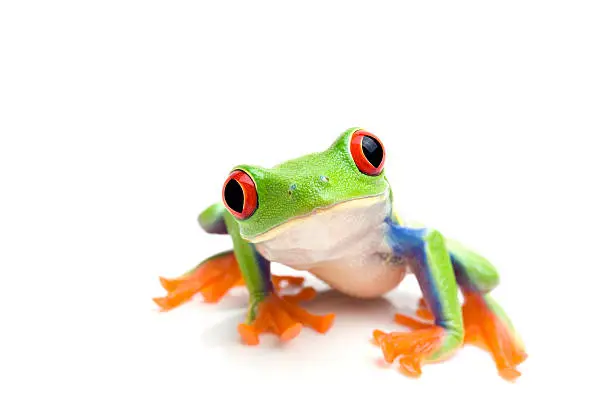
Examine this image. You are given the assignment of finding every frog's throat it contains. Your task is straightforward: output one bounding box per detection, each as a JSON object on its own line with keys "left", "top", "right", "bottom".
{"left": 243, "top": 192, "right": 390, "bottom": 244}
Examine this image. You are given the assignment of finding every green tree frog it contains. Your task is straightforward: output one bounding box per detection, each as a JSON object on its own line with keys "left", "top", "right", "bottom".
{"left": 154, "top": 127, "right": 527, "bottom": 381}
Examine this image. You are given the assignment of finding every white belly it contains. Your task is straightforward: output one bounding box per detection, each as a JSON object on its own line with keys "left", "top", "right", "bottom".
{"left": 251, "top": 195, "right": 408, "bottom": 298}
{"left": 307, "top": 255, "right": 408, "bottom": 298}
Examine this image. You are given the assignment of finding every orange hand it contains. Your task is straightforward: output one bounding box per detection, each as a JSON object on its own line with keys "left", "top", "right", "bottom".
{"left": 238, "top": 288, "right": 335, "bottom": 346}
{"left": 373, "top": 326, "right": 447, "bottom": 377}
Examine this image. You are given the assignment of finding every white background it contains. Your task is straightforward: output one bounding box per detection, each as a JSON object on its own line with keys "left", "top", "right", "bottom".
{"left": 1, "top": 1, "right": 611, "bottom": 407}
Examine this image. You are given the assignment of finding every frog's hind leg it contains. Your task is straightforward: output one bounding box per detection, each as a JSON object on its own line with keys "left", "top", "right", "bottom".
{"left": 413, "top": 240, "right": 528, "bottom": 380}
{"left": 154, "top": 251, "right": 242, "bottom": 310}
{"left": 153, "top": 203, "right": 304, "bottom": 311}
{"left": 154, "top": 250, "right": 306, "bottom": 310}
{"left": 461, "top": 292, "right": 527, "bottom": 380}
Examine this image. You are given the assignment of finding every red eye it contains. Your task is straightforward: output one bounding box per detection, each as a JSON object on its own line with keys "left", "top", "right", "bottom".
{"left": 222, "top": 170, "right": 258, "bottom": 219}
{"left": 350, "top": 130, "right": 385, "bottom": 175}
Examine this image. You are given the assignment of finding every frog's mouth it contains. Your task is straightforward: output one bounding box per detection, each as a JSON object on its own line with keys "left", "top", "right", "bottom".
{"left": 244, "top": 192, "right": 390, "bottom": 244}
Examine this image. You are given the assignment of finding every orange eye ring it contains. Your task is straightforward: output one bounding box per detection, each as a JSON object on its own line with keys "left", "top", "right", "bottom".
{"left": 222, "top": 170, "right": 258, "bottom": 219}
{"left": 350, "top": 130, "right": 385, "bottom": 175}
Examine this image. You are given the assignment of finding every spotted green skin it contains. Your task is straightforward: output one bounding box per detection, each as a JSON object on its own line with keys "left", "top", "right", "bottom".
{"left": 196, "top": 127, "right": 522, "bottom": 368}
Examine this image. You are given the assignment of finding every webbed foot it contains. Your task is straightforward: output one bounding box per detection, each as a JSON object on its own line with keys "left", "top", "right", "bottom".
{"left": 153, "top": 252, "right": 305, "bottom": 310}
{"left": 238, "top": 289, "right": 335, "bottom": 345}
{"left": 462, "top": 292, "right": 527, "bottom": 381}
{"left": 373, "top": 324, "right": 460, "bottom": 377}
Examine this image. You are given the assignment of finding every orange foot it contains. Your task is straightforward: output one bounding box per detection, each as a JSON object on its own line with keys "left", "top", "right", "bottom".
{"left": 153, "top": 252, "right": 305, "bottom": 311}
{"left": 462, "top": 293, "right": 528, "bottom": 381}
{"left": 238, "top": 288, "right": 336, "bottom": 346}
{"left": 373, "top": 324, "right": 448, "bottom": 377}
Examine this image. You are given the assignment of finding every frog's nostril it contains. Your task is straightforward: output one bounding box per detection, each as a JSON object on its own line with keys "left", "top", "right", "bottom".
{"left": 319, "top": 175, "right": 329, "bottom": 183}
{"left": 288, "top": 183, "right": 297, "bottom": 196}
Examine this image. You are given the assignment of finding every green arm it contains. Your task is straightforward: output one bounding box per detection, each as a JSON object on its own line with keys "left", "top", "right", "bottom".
{"left": 197, "top": 202, "right": 274, "bottom": 321}
{"left": 222, "top": 210, "right": 273, "bottom": 322}
{"left": 386, "top": 221, "right": 465, "bottom": 360}
{"left": 198, "top": 202, "right": 228, "bottom": 234}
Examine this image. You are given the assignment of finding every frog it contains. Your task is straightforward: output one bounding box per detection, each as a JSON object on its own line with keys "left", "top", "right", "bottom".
{"left": 154, "top": 127, "right": 527, "bottom": 381}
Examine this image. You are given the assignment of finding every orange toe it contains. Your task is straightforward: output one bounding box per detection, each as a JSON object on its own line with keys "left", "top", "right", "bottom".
{"left": 153, "top": 296, "right": 173, "bottom": 311}
{"left": 398, "top": 356, "right": 423, "bottom": 377}
{"left": 279, "top": 297, "right": 335, "bottom": 333}
{"left": 416, "top": 308, "right": 434, "bottom": 321}
{"left": 394, "top": 313, "right": 434, "bottom": 331}
{"left": 238, "top": 323, "right": 261, "bottom": 346}
{"left": 372, "top": 329, "right": 387, "bottom": 346}
{"left": 415, "top": 297, "right": 435, "bottom": 321}
{"left": 159, "top": 277, "right": 181, "bottom": 292}
{"left": 280, "top": 323, "right": 303, "bottom": 342}
{"left": 499, "top": 366, "right": 521, "bottom": 382}
{"left": 153, "top": 281, "right": 204, "bottom": 311}
{"left": 315, "top": 314, "right": 335, "bottom": 333}
{"left": 418, "top": 297, "right": 428, "bottom": 309}
{"left": 283, "top": 287, "right": 317, "bottom": 303}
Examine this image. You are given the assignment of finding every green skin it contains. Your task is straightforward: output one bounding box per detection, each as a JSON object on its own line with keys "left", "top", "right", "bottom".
{"left": 198, "top": 127, "right": 520, "bottom": 364}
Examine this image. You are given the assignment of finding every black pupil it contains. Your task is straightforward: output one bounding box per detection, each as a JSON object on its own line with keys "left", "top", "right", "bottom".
{"left": 361, "top": 136, "right": 383, "bottom": 168}
{"left": 224, "top": 179, "right": 244, "bottom": 213}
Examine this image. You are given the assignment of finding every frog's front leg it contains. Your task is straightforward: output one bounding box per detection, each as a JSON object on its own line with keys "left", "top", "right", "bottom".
{"left": 224, "top": 211, "right": 335, "bottom": 345}
{"left": 373, "top": 222, "right": 465, "bottom": 377}
{"left": 153, "top": 203, "right": 305, "bottom": 310}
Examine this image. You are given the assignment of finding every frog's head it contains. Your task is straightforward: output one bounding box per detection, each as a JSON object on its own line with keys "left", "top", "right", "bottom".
{"left": 221, "top": 127, "right": 391, "bottom": 242}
